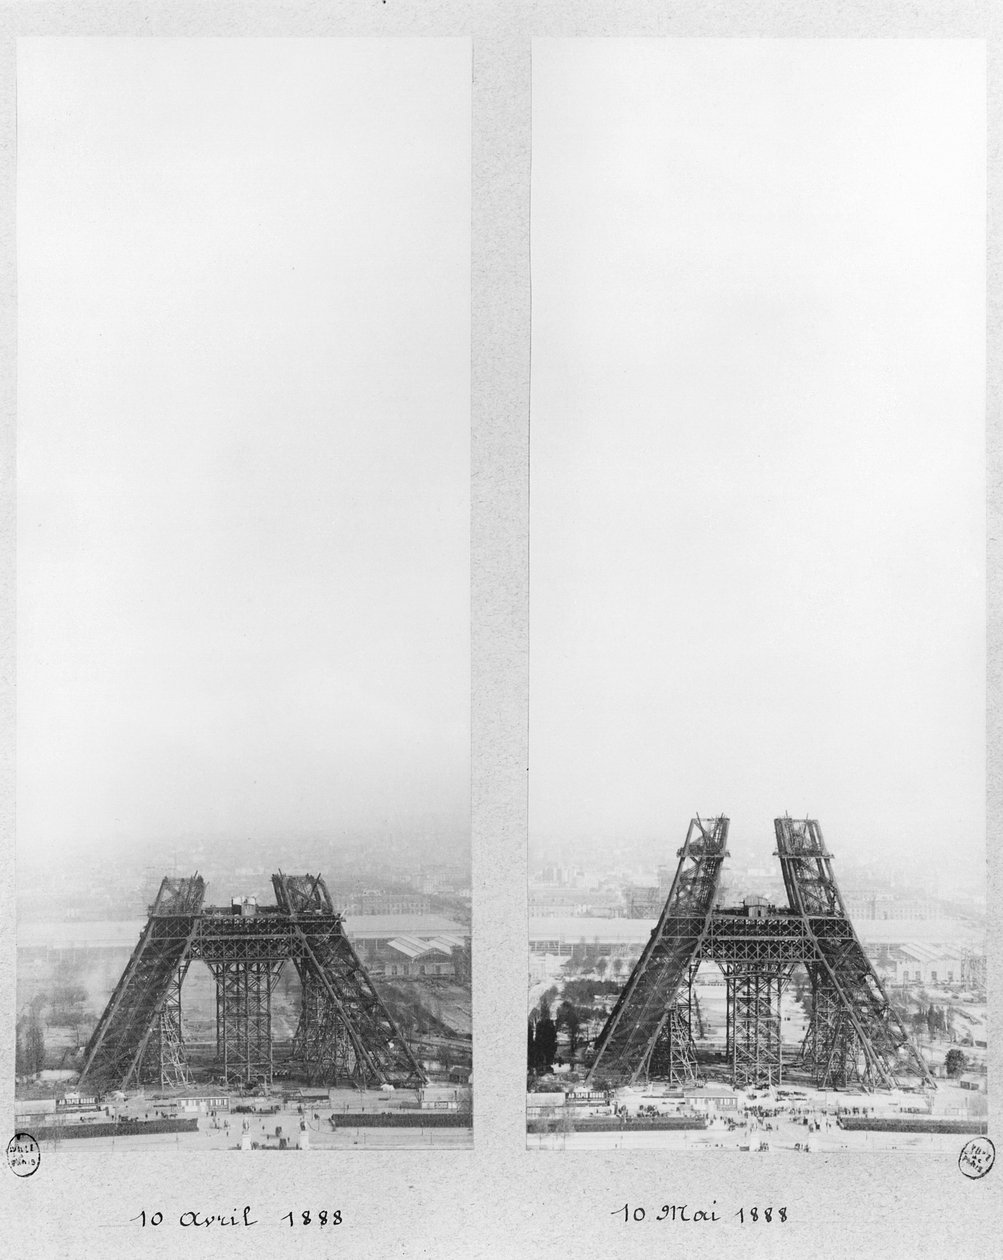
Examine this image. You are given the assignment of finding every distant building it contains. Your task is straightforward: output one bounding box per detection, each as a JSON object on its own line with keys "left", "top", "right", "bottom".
{"left": 528, "top": 916, "right": 982, "bottom": 961}
{"left": 373, "top": 933, "right": 467, "bottom": 979}
{"left": 343, "top": 891, "right": 433, "bottom": 916}
{"left": 884, "top": 942, "right": 966, "bottom": 986}
{"left": 529, "top": 885, "right": 625, "bottom": 918}
{"left": 843, "top": 891, "right": 939, "bottom": 921}
{"left": 681, "top": 1086, "right": 739, "bottom": 1114}
{"left": 18, "top": 914, "right": 471, "bottom": 971}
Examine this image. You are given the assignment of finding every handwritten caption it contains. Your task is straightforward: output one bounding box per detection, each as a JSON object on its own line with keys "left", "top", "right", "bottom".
{"left": 132, "top": 1208, "right": 342, "bottom": 1229}
{"left": 614, "top": 1203, "right": 787, "bottom": 1225}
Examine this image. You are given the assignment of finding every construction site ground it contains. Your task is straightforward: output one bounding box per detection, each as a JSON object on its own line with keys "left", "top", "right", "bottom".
{"left": 30, "top": 1086, "right": 472, "bottom": 1151}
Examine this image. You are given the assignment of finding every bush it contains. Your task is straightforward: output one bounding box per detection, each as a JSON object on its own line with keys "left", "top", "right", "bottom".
{"left": 945, "top": 1048, "right": 967, "bottom": 1078}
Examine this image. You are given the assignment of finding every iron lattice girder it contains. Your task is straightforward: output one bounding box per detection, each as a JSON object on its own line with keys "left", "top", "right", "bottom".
{"left": 588, "top": 816, "right": 730, "bottom": 1084}
{"left": 774, "top": 818, "right": 932, "bottom": 1088}
{"left": 727, "top": 967, "right": 784, "bottom": 1088}
{"left": 292, "top": 981, "right": 361, "bottom": 1083}
{"left": 272, "top": 869, "right": 424, "bottom": 1086}
{"left": 79, "top": 872, "right": 427, "bottom": 1091}
{"left": 209, "top": 959, "right": 282, "bottom": 1081}
{"left": 775, "top": 817, "right": 845, "bottom": 916}
{"left": 288, "top": 919, "right": 425, "bottom": 1086}
{"left": 804, "top": 977, "right": 859, "bottom": 1088}
{"left": 648, "top": 1005, "right": 699, "bottom": 1086}
{"left": 141, "top": 961, "right": 194, "bottom": 1089}
{"left": 78, "top": 876, "right": 207, "bottom": 1090}
{"left": 586, "top": 818, "right": 935, "bottom": 1091}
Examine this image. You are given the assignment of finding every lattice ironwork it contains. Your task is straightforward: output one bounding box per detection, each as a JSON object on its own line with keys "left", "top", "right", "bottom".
{"left": 78, "top": 876, "right": 206, "bottom": 1091}
{"left": 801, "top": 975, "right": 859, "bottom": 1086}
{"left": 79, "top": 871, "right": 426, "bottom": 1092}
{"left": 207, "top": 960, "right": 281, "bottom": 1084}
{"left": 587, "top": 816, "right": 729, "bottom": 1084}
{"left": 960, "top": 946, "right": 987, "bottom": 994}
{"left": 775, "top": 817, "right": 933, "bottom": 1089}
{"left": 273, "top": 873, "right": 424, "bottom": 1087}
{"left": 585, "top": 817, "right": 935, "bottom": 1092}
{"left": 647, "top": 1004, "right": 698, "bottom": 1086}
{"left": 727, "top": 967, "right": 784, "bottom": 1088}
{"left": 291, "top": 981, "right": 360, "bottom": 1083}
{"left": 141, "top": 963, "right": 194, "bottom": 1089}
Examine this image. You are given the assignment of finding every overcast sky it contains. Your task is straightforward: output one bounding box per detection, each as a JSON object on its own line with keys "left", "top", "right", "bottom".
{"left": 17, "top": 38, "right": 470, "bottom": 864}
{"left": 530, "top": 39, "right": 986, "bottom": 873}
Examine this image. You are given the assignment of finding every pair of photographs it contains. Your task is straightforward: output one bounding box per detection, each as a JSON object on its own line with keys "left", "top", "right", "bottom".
{"left": 14, "top": 37, "right": 987, "bottom": 1154}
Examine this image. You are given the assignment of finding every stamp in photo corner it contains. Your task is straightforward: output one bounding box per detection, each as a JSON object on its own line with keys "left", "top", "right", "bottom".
{"left": 958, "top": 1136, "right": 995, "bottom": 1180}
{"left": 6, "top": 1132, "right": 41, "bottom": 1178}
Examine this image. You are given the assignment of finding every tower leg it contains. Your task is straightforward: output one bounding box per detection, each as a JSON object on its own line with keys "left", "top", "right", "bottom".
{"left": 141, "top": 963, "right": 193, "bottom": 1089}
{"left": 800, "top": 968, "right": 859, "bottom": 1088}
{"left": 292, "top": 971, "right": 363, "bottom": 1086}
{"left": 647, "top": 1005, "right": 699, "bottom": 1086}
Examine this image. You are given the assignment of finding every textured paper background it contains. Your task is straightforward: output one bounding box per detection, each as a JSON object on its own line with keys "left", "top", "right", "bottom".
{"left": 0, "top": 3, "right": 999, "bottom": 1258}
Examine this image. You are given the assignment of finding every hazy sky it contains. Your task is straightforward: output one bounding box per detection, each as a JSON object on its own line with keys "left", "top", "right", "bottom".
{"left": 17, "top": 39, "right": 470, "bottom": 862}
{"left": 530, "top": 40, "right": 986, "bottom": 872}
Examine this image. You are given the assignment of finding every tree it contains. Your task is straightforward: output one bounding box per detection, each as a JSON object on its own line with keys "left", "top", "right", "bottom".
{"left": 595, "top": 958, "right": 608, "bottom": 978}
{"left": 945, "top": 1048, "right": 967, "bottom": 1079}
{"left": 16, "top": 1016, "right": 45, "bottom": 1076}
{"left": 527, "top": 1021, "right": 536, "bottom": 1071}
{"left": 556, "top": 1001, "right": 582, "bottom": 1058}
{"left": 535, "top": 1015, "right": 558, "bottom": 1070}
{"left": 611, "top": 957, "right": 625, "bottom": 977}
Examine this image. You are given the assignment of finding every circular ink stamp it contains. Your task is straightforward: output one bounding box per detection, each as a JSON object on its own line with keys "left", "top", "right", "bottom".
{"left": 958, "top": 1136, "right": 994, "bottom": 1180}
{"left": 6, "top": 1132, "right": 41, "bottom": 1178}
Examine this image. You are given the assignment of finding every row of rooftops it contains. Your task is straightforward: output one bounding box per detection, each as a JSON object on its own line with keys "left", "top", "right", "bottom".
{"left": 384, "top": 933, "right": 467, "bottom": 960}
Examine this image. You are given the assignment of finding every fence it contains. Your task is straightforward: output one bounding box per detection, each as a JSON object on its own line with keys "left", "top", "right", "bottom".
{"left": 31, "top": 1118, "right": 199, "bottom": 1141}
{"left": 837, "top": 1117, "right": 988, "bottom": 1135}
{"left": 527, "top": 1115, "right": 706, "bottom": 1135}
{"left": 330, "top": 1111, "right": 472, "bottom": 1129}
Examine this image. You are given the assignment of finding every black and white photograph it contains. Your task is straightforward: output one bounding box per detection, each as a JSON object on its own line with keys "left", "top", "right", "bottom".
{"left": 14, "top": 36, "right": 472, "bottom": 1152}
{"left": 527, "top": 38, "right": 988, "bottom": 1153}
{"left": 1, "top": 8, "right": 1000, "bottom": 1260}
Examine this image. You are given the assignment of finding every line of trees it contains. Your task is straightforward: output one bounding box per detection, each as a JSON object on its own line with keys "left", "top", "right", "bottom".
{"left": 912, "top": 1004, "right": 951, "bottom": 1039}
{"left": 562, "top": 951, "right": 630, "bottom": 979}
{"left": 560, "top": 978, "right": 621, "bottom": 1006}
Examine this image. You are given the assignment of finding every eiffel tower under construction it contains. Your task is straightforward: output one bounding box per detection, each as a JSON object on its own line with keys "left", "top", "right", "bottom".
{"left": 586, "top": 817, "right": 935, "bottom": 1092}
{"left": 78, "top": 872, "right": 426, "bottom": 1092}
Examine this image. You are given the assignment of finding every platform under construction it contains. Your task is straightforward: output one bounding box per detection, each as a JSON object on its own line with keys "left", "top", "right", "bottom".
{"left": 586, "top": 817, "right": 935, "bottom": 1092}
{"left": 78, "top": 872, "right": 426, "bottom": 1093}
